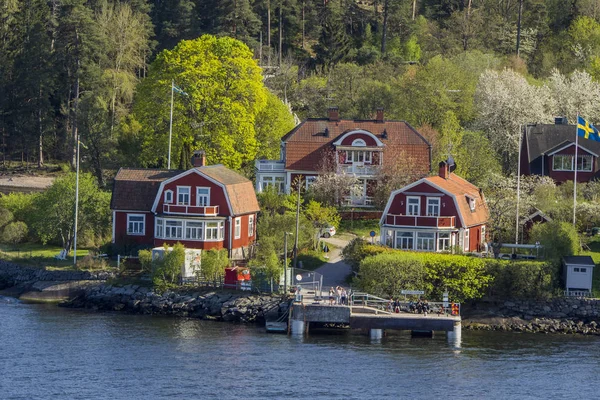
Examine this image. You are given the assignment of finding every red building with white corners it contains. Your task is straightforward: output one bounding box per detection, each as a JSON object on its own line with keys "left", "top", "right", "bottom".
{"left": 379, "top": 161, "right": 489, "bottom": 253}
{"left": 110, "top": 151, "right": 259, "bottom": 261}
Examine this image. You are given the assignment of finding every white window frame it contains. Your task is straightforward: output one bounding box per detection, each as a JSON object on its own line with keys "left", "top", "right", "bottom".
{"left": 165, "top": 220, "right": 183, "bottom": 239}
{"left": 205, "top": 221, "right": 224, "bottom": 241}
{"left": 352, "top": 138, "right": 366, "bottom": 147}
{"left": 234, "top": 217, "right": 241, "bottom": 239}
{"left": 155, "top": 218, "right": 164, "bottom": 238}
{"left": 177, "top": 186, "right": 191, "bottom": 205}
{"left": 464, "top": 229, "right": 470, "bottom": 252}
{"left": 406, "top": 196, "right": 420, "bottom": 216}
{"left": 416, "top": 232, "right": 435, "bottom": 251}
{"left": 468, "top": 197, "right": 476, "bottom": 212}
{"left": 262, "top": 176, "right": 285, "bottom": 193}
{"left": 185, "top": 221, "right": 204, "bottom": 240}
{"left": 196, "top": 187, "right": 210, "bottom": 207}
{"left": 577, "top": 155, "right": 593, "bottom": 172}
{"left": 438, "top": 232, "right": 451, "bottom": 251}
{"left": 395, "top": 231, "right": 414, "bottom": 250}
{"left": 426, "top": 197, "right": 440, "bottom": 217}
{"left": 248, "top": 215, "right": 254, "bottom": 237}
{"left": 164, "top": 190, "right": 173, "bottom": 204}
{"left": 127, "top": 214, "right": 145, "bottom": 235}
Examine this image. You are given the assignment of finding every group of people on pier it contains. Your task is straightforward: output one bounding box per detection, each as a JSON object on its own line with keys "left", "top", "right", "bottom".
{"left": 328, "top": 286, "right": 349, "bottom": 305}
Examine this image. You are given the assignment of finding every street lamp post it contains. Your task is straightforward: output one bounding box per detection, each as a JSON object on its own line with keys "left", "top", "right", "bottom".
{"left": 168, "top": 79, "right": 174, "bottom": 170}
{"left": 284, "top": 232, "right": 292, "bottom": 294}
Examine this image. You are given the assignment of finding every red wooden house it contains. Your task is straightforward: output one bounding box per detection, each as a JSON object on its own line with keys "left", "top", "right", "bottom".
{"left": 379, "top": 161, "right": 489, "bottom": 253}
{"left": 255, "top": 107, "right": 431, "bottom": 207}
{"left": 110, "top": 151, "right": 259, "bottom": 261}
{"left": 521, "top": 118, "right": 600, "bottom": 183}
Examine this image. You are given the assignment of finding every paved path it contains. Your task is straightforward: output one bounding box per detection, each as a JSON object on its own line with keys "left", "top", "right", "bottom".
{"left": 313, "top": 236, "right": 353, "bottom": 290}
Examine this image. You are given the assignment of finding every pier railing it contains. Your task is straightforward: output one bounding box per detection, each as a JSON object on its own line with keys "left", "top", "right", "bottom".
{"left": 350, "top": 292, "right": 461, "bottom": 316}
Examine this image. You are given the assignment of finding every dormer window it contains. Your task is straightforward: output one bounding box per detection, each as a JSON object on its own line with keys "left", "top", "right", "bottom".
{"left": 164, "top": 190, "right": 173, "bottom": 204}
{"left": 352, "top": 138, "right": 367, "bottom": 147}
{"left": 467, "top": 196, "right": 476, "bottom": 212}
{"left": 196, "top": 187, "right": 210, "bottom": 206}
{"left": 177, "top": 186, "right": 191, "bottom": 205}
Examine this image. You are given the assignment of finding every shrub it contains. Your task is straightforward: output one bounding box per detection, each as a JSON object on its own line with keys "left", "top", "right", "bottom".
{"left": 484, "top": 259, "right": 558, "bottom": 300}
{"left": 531, "top": 221, "right": 580, "bottom": 261}
{"left": 152, "top": 243, "right": 185, "bottom": 290}
{"left": 77, "top": 254, "right": 109, "bottom": 271}
{"left": 138, "top": 249, "right": 153, "bottom": 273}
{"left": 342, "top": 238, "right": 389, "bottom": 272}
{"left": 2, "top": 221, "right": 28, "bottom": 245}
{"left": 355, "top": 250, "right": 492, "bottom": 302}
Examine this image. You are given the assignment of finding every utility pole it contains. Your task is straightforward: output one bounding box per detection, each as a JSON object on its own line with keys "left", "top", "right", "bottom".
{"left": 292, "top": 179, "right": 301, "bottom": 270}
{"left": 284, "top": 231, "right": 292, "bottom": 294}
{"left": 73, "top": 136, "right": 81, "bottom": 265}
{"left": 168, "top": 80, "right": 174, "bottom": 169}
{"left": 516, "top": 0, "right": 523, "bottom": 57}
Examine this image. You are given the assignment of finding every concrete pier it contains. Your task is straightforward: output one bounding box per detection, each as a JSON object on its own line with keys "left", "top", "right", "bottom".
{"left": 291, "top": 320, "right": 305, "bottom": 336}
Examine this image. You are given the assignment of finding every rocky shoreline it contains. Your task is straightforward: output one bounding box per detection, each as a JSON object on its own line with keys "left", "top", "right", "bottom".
{"left": 61, "top": 283, "right": 288, "bottom": 323}
{"left": 463, "top": 298, "right": 600, "bottom": 335}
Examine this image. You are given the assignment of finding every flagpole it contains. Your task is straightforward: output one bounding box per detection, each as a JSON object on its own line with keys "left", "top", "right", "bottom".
{"left": 168, "top": 79, "right": 174, "bottom": 170}
{"left": 573, "top": 113, "right": 579, "bottom": 226}
{"left": 515, "top": 124, "right": 522, "bottom": 244}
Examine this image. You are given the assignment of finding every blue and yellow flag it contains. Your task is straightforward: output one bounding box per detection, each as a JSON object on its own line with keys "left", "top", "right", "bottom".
{"left": 577, "top": 116, "right": 600, "bottom": 142}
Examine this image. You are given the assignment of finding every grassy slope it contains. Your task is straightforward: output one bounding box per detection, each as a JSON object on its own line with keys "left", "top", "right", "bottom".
{"left": 338, "top": 219, "right": 380, "bottom": 238}
{"left": 0, "top": 243, "right": 98, "bottom": 270}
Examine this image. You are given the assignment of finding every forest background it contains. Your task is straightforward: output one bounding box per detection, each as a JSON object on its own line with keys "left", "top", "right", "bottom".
{"left": 6, "top": 1, "right": 600, "bottom": 244}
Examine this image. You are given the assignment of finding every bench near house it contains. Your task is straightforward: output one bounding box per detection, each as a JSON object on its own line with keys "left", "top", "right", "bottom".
{"left": 255, "top": 107, "right": 431, "bottom": 207}
{"left": 110, "top": 151, "right": 259, "bottom": 264}
{"left": 379, "top": 161, "right": 489, "bottom": 253}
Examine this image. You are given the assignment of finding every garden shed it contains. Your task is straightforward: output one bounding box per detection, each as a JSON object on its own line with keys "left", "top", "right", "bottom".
{"left": 562, "top": 256, "right": 595, "bottom": 296}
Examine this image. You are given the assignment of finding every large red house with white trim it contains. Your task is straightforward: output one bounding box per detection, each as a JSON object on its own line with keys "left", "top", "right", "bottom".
{"left": 110, "top": 151, "right": 259, "bottom": 260}
{"left": 379, "top": 161, "right": 489, "bottom": 253}
{"left": 255, "top": 107, "right": 431, "bottom": 207}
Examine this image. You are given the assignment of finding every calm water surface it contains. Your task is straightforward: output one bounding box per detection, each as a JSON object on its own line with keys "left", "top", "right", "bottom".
{"left": 1, "top": 296, "right": 599, "bottom": 399}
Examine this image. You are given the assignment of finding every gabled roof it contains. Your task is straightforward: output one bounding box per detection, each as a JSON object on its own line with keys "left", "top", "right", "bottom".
{"left": 525, "top": 123, "right": 600, "bottom": 161}
{"left": 381, "top": 172, "right": 488, "bottom": 228}
{"left": 562, "top": 256, "right": 595, "bottom": 267}
{"left": 111, "top": 168, "right": 182, "bottom": 211}
{"left": 424, "top": 174, "right": 488, "bottom": 228}
{"left": 111, "top": 165, "right": 259, "bottom": 215}
{"left": 282, "top": 118, "right": 431, "bottom": 171}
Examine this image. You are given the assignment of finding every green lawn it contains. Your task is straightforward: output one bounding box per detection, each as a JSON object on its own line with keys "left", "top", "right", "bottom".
{"left": 579, "top": 236, "right": 600, "bottom": 297}
{"left": 338, "top": 219, "right": 380, "bottom": 238}
{"left": 0, "top": 242, "right": 110, "bottom": 270}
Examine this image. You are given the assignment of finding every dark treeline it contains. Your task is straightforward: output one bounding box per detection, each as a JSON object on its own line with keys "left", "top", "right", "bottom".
{"left": 0, "top": 0, "right": 597, "bottom": 184}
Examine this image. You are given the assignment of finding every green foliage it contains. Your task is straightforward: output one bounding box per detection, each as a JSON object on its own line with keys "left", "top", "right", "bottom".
{"left": 256, "top": 186, "right": 295, "bottom": 216}
{"left": 531, "top": 221, "right": 580, "bottom": 261}
{"left": 0, "top": 192, "right": 37, "bottom": 227}
{"left": 132, "top": 34, "right": 268, "bottom": 171}
{"left": 0, "top": 207, "right": 14, "bottom": 230}
{"left": 485, "top": 259, "right": 558, "bottom": 300}
{"left": 30, "top": 172, "right": 111, "bottom": 252}
{"left": 152, "top": 243, "right": 185, "bottom": 289}
{"left": 249, "top": 240, "right": 281, "bottom": 282}
{"left": 138, "top": 249, "right": 153, "bottom": 273}
{"left": 355, "top": 250, "right": 492, "bottom": 302}
{"left": 304, "top": 200, "right": 340, "bottom": 248}
{"left": 254, "top": 91, "right": 296, "bottom": 160}
{"left": 2, "top": 221, "right": 28, "bottom": 245}
{"left": 357, "top": 253, "right": 426, "bottom": 298}
{"left": 341, "top": 238, "right": 389, "bottom": 273}
{"left": 200, "top": 249, "right": 229, "bottom": 284}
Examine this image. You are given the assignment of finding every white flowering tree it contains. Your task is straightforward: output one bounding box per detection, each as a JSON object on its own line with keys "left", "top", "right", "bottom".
{"left": 474, "top": 69, "right": 552, "bottom": 173}
{"left": 546, "top": 69, "right": 600, "bottom": 122}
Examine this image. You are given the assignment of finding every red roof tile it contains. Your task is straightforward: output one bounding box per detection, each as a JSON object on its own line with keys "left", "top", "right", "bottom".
{"left": 282, "top": 118, "right": 431, "bottom": 171}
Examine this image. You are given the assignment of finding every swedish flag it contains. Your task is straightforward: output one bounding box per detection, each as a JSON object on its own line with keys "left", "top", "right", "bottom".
{"left": 577, "top": 116, "right": 600, "bottom": 142}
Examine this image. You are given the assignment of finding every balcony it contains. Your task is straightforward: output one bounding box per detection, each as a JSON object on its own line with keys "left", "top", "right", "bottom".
{"left": 338, "top": 163, "right": 380, "bottom": 176}
{"left": 163, "top": 204, "right": 219, "bottom": 216}
{"left": 255, "top": 159, "right": 285, "bottom": 172}
{"left": 384, "top": 214, "right": 455, "bottom": 228}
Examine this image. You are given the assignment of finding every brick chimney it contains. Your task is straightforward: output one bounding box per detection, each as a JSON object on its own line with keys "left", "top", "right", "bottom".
{"left": 192, "top": 150, "right": 207, "bottom": 167}
{"left": 376, "top": 107, "right": 384, "bottom": 122}
{"left": 328, "top": 107, "right": 340, "bottom": 121}
{"left": 439, "top": 160, "right": 449, "bottom": 179}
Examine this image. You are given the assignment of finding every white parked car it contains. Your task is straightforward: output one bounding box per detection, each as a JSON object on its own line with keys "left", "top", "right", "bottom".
{"left": 320, "top": 225, "right": 336, "bottom": 238}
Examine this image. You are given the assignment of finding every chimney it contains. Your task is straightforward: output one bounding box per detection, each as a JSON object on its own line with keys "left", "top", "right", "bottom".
{"left": 328, "top": 107, "right": 339, "bottom": 121}
{"left": 192, "top": 150, "right": 207, "bottom": 167}
{"left": 439, "top": 160, "right": 449, "bottom": 179}
{"left": 376, "top": 108, "right": 384, "bottom": 122}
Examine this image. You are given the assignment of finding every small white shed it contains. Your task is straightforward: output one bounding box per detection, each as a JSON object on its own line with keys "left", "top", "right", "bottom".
{"left": 152, "top": 247, "right": 202, "bottom": 279}
{"left": 562, "top": 256, "right": 595, "bottom": 295}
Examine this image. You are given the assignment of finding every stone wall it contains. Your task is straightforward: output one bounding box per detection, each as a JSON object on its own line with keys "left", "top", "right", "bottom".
{"left": 62, "top": 284, "right": 289, "bottom": 323}
{"left": 464, "top": 298, "right": 600, "bottom": 335}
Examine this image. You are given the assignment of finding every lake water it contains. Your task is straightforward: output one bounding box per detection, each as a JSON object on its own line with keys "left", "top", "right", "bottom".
{"left": 1, "top": 296, "right": 599, "bottom": 399}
